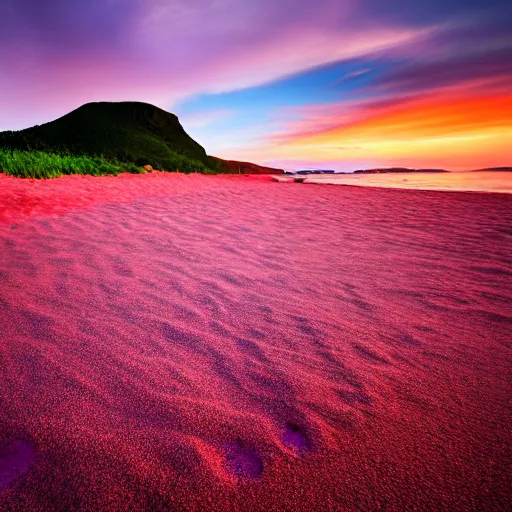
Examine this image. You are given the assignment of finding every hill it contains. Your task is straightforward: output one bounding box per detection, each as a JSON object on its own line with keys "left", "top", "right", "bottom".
{"left": 0, "top": 102, "right": 211, "bottom": 172}
{"left": 0, "top": 102, "right": 284, "bottom": 176}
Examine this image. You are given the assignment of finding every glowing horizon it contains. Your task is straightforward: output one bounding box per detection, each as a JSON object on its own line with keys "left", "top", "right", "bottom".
{"left": 247, "top": 89, "right": 512, "bottom": 171}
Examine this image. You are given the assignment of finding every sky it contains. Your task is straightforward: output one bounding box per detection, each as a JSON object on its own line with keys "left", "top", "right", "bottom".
{"left": 1, "top": 0, "right": 511, "bottom": 171}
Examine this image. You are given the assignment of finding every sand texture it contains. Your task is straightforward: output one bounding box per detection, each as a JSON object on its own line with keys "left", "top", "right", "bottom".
{"left": 0, "top": 173, "right": 511, "bottom": 511}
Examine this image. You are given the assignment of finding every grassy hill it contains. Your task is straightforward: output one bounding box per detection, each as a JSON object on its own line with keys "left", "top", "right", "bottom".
{"left": 0, "top": 101, "right": 284, "bottom": 178}
{"left": 0, "top": 102, "right": 215, "bottom": 176}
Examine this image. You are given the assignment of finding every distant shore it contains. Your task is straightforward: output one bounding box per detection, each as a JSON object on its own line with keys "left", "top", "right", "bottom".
{"left": 352, "top": 167, "right": 448, "bottom": 174}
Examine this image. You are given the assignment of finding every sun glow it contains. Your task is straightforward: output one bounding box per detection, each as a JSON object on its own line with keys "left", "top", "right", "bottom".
{"left": 257, "top": 93, "right": 512, "bottom": 170}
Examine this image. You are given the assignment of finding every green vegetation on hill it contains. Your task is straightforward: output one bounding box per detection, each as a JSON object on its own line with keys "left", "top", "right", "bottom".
{"left": 0, "top": 102, "right": 215, "bottom": 177}
{"left": 0, "top": 101, "right": 283, "bottom": 178}
{"left": 0, "top": 149, "right": 145, "bottom": 179}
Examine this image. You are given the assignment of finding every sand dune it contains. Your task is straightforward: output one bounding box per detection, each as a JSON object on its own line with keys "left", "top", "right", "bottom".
{"left": 0, "top": 173, "right": 511, "bottom": 510}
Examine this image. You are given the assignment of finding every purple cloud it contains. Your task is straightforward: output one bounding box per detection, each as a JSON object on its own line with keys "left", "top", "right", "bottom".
{"left": 0, "top": 0, "right": 510, "bottom": 134}
{"left": 367, "top": 19, "right": 512, "bottom": 97}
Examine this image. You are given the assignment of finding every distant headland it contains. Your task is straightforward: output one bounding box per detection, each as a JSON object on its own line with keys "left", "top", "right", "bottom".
{"left": 352, "top": 168, "right": 448, "bottom": 174}
{"left": 472, "top": 167, "right": 512, "bottom": 172}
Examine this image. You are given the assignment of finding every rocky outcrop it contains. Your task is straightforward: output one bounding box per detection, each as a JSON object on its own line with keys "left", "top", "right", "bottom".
{"left": 211, "top": 157, "right": 284, "bottom": 175}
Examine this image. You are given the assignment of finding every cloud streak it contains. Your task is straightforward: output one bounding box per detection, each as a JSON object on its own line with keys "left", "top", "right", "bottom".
{"left": 215, "top": 10, "right": 512, "bottom": 170}
{"left": 0, "top": 0, "right": 432, "bottom": 129}
{"left": 244, "top": 89, "right": 512, "bottom": 171}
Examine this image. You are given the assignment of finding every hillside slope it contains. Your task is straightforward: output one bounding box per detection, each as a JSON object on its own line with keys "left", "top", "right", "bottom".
{"left": 0, "top": 102, "right": 284, "bottom": 175}
{"left": 0, "top": 102, "right": 211, "bottom": 171}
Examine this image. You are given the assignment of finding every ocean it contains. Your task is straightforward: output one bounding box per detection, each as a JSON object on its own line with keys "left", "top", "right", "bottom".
{"left": 303, "top": 170, "right": 512, "bottom": 193}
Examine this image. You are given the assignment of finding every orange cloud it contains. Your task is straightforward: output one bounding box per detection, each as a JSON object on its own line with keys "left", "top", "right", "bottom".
{"left": 251, "top": 91, "right": 512, "bottom": 170}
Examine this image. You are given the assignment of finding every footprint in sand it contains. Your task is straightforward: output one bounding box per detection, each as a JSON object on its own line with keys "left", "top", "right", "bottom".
{"left": 282, "top": 422, "right": 310, "bottom": 454}
{"left": 0, "top": 440, "right": 36, "bottom": 492}
{"left": 225, "top": 439, "right": 263, "bottom": 479}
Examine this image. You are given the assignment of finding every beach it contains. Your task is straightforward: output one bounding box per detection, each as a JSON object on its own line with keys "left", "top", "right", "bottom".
{"left": 0, "top": 173, "right": 511, "bottom": 511}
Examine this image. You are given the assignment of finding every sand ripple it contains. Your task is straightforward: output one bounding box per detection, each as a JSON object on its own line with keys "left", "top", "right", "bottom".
{"left": 0, "top": 174, "right": 510, "bottom": 510}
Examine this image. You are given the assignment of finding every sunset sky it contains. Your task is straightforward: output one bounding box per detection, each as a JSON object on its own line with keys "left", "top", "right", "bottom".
{"left": 1, "top": 0, "right": 511, "bottom": 171}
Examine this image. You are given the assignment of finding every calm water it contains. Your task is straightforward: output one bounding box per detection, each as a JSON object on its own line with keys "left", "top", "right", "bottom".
{"left": 304, "top": 171, "right": 512, "bottom": 193}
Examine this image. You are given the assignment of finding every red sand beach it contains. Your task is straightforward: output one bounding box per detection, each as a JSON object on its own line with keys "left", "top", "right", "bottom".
{"left": 0, "top": 173, "right": 511, "bottom": 511}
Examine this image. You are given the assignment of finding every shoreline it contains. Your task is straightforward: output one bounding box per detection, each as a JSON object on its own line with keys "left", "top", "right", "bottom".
{"left": 302, "top": 179, "right": 512, "bottom": 196}
{"left": 275, "top": 170, "right": 512, "bottom": 195}
{"left": 1, "top": 172, "right": 510, "bottom": 224}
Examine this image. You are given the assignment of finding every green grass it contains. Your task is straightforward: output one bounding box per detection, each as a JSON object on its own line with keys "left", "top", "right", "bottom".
{"left": 0, "top": 149, "right": 141, "bottom": 178}
{"left": 0, "top": 149, "right": 214, "bottom": 179}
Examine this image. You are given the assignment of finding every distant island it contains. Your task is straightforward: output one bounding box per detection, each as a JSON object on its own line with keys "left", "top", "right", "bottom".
{"left": 284, "top": 167, "right": 449, "bottom": 176}
{"left": 352, "top": 167, "right": 448, "bottom": 174}
{"left": 0, "top": 101, "right": 284, "bottom": 178}
{"left": 472, "top": 167, "right": 512, "bottom": 172}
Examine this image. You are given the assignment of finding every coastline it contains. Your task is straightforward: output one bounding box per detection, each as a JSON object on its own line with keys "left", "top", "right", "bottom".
{"left": 292, "top": 170, "right": 512, "bottom": 195}
{"left": 302, "top": 179, "right": 512, "bottom": 196}
{"left": 1, "top": 172, "right": 510, "bottom": 224}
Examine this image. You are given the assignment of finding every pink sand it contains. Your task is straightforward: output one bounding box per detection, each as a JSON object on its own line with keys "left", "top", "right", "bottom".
{"left": 0, "top": 173, "right": 510, "bottom": 510}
